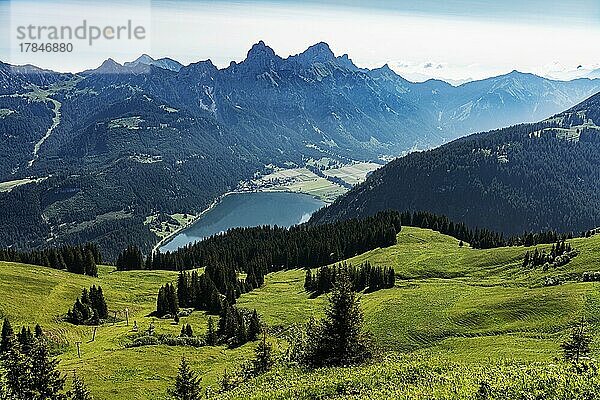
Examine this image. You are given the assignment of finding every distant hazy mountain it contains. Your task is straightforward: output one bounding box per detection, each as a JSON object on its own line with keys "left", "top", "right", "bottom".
{"left": 434, "top": 70, "right": 600, "bottom": 138}
{"left": 311, "top": 92, "right": 600, "bottom": 235}
{"left": 71, "top": 42, "right": 600, "bottom": 161}
{"left": 589, "top": 69, "right": 600, "bottom": 79}
{"left": 124, "top": 54, "right": 184, "bottom": 72}
{"left": 0, "top": 61, "right": 71, "bottom": 94}
{"left": 1, "top": 41, "right": 599, "bottom": 254}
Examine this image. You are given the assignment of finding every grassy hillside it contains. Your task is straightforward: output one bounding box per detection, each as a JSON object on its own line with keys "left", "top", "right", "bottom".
{"left": 240, "top": 227, "right": 600, "bottom": 360}
{"left": 2, "top": 227, "right": 600, "bottom": 398}
{"left": 0, "top": 264, "right": 254, "bottom": 399}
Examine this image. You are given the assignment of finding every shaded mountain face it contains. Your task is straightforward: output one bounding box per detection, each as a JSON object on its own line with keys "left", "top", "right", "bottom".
{"left": 74, "top": 41, "right": 439, "bottom": 161}
{"left": 5, "top": 42, "right": 600, "bottom": 176}
{"left": 1, "top": 41, "right": 599, "bottom": 255}
{"left": 311, "top": 92, "right": 600, "bottom": 235}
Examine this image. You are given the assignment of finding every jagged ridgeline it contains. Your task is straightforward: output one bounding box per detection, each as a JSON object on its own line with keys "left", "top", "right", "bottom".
{"left": 2, "top": 44, "right": 600, "bottom": 258}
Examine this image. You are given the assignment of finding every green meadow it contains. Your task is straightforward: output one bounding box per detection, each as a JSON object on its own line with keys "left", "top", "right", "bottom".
{"left": 2, "top": 227, "right": 600, "bottom": 398}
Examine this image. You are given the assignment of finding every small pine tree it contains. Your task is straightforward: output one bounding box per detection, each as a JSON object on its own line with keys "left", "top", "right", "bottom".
{"left": 29, "top": 338, "right": 66, "bottom": 399}
{"left": 84, "top": 251, "right": 97, "bottom": 277}
{"left": 68, "top": 372, "right": 93, "bottom": 400}
{"left": 1, "top": 317, "right": 13, "bottom": 353}
{"left": 157, "top": 286, "right": 167, "bottom": 317}
{"left": 2, "top": 334, "right": 32, "bottom": 399}
{"left": 167, "top": 357, "right": 202, "bottom": 400}
{"left": 303, "top": 272, "right": 373, "bottom": 367}
{"left": 251, "top": 333, "right": 274, "bottom": 376}
{"left": 185, "top": 324, "right": 193, "bottom": 338}
{"left": 247, "top": 310, "right": 261, "bottom": 341}
{"left": 34, "top": 324, "right": 44, "bottom": 339}
{"left": 219, "top": 369, "right": 235, "bottom": 393}
{"left": 205, "top": 317, "right": 217, "bottom": 346}
{"left": 18, "top": 327, "right": 35, "bottom": 355}
{"left": 94, "top": 286, "right": 108, "bottom": 320}
{"left": 562, "top": 318, "right": 591, "bottom": 363}
{"left": 304, "top": 269, "right": 313, "bottom": 292}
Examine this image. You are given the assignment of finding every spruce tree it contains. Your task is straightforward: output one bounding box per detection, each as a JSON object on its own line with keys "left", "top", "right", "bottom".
{"left": 145, "top": 252, "right": 154, "bottom": 271}
{"left": 34, "top": 324, "right": 44, "bottom": 339}
{"left": 81, "top": 289, "right": 90, "bottom": 308}
{"left": 90, "top": 286, "right": 108, "bottom": 320}
{"left": 251, "top": 333, "right": 274, "bottom": 376}
{"left": 157, "top": 286, "right": 167, "bottom": 317}
{"left": 323, "top": 273, "right": 369, "bottom": 364}
{"left": 73, "top": 248, "right": 85, "bottom": 275}
{"left": 205, "top": 317, "right": 217, "bottom": 346}
{"left": 168, "top": 284, "right": 179, "bottom": 315}
{"left": 18, "top": 327, "right": 35, "bottom": 355}
{"left": 167, "top": 357, "right": 202, "bottom": 400}
{"left": 234, "top": 312, "right": 247, "bottom": 346}
{"left": 97, "top": 286, "right": 108, "bottom": 320}
{"left": 1, "top": 317, "right": 13, "bottom": 353}
{"left": 84, "top": 251, "right": 98, "bottom": 277}
{"left": 248, "top": 310, "right": 261, "bottom": 341}
{"left": 68, "top": 372, "right": 93, "bottom": 400}
{"left": 304, "top": 269, "right": 313, "bottom": 292}
{"left": 177, "top": 272, "right": 189, "bottom": 308}
{"left": 562, "top": 318, "right": 591, "bottom": 363}
{"left": 304, "top": 272, "right": 372, "bottom": 367}
{"left": 29, "top": 338, "right": 66, "bottom": 399}
{"left": 185, "top": 324, "right": 193, "bottom": 338}
{"left": 2, "top": 334, "right": 32, "bottom": 399}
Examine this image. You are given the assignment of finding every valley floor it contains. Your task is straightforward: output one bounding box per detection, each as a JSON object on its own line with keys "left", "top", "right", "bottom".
{"left": 2, "top": 227, "right": 600, "bottom": 398}
{"left": 238, "top": 162, "right": 380, "bottom": 203}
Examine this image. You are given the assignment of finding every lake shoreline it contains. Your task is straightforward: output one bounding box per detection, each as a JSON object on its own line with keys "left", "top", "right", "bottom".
{"left": 153, "top": 189, "right": 327, "bottom": 254}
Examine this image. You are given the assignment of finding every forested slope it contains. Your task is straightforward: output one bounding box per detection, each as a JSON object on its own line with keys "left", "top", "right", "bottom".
{"left": 311, "top": 92, "right": 600, "bottom": 235}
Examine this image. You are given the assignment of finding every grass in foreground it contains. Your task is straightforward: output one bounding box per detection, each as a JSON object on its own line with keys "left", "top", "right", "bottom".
{"left": 2, "top": 227, "right": 600, "bottom": 398}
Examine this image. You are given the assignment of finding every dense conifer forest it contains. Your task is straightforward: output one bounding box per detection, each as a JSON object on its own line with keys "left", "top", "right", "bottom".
{"left": 0, "top": 243, "right": 101, "bottom": 276}
{"left": 67, "top": 286, "right": 109, "bottom": 325}
{"left": 304, "top": 261, "right": 395, "bottom": 295}
{"left": 522, "top": 240, "right": 577, "bottom": 270}
{"left": 147, "top": 211, "right": 402, "bottom": 272}
{"left": 398, "top": 211, "right": 574, "bottom": 249}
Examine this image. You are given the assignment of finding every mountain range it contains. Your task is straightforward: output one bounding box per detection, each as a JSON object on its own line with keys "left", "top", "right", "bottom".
{"left": 311, "top": 92, "right": 600, "bottom": 235}
{"left": 1, "top": 41, "right": 599, "bottom": 255}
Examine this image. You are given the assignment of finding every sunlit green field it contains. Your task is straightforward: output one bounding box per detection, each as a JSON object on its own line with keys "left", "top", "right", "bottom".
{"left": 322, "top": 162, "right": 381, "bottom": 186}
{"left": 0, "top": 264, "right": 253, "bottom": 399}
{"left": 2, "top": 227, "right": 600, "bottom": 398}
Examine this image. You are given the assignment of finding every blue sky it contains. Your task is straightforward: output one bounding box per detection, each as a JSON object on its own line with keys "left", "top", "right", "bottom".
{"left": 1, "top": 0, "right": 599, "bottom": 82}
{"left": 201, "top": 0, "right": 599, "bottom": 24}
